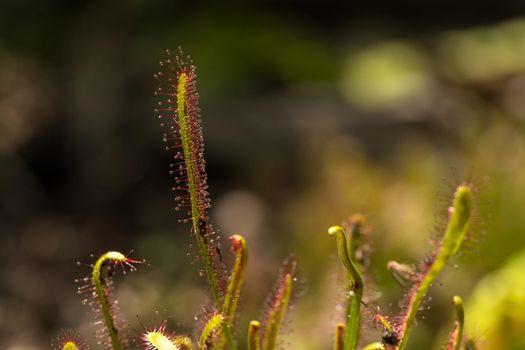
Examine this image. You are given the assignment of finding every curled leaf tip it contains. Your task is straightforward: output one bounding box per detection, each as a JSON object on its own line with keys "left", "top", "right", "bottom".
{"left": 443, "top": 184, "right": 473, "bottom": 259}
{"left": 328, "top": 224, "right": 363, "bottom": 349}
{"left": 229, "top": 234, "right": 246, "bottom": 252}
{"left": 328, "top": 225, "right": 344, "bottom": 236}
{"left": 218, "top": 234, "right": 247, "bottom": 350}
{"left": 453, "top": 295, "right": 464, "bottom": 310}
{"left": 88, "top": 251, "right": 142, "bottom": 350}
{"left": 103, "top": 251, "right": 143, "bottom": 269}
{"left": 248, "top": 320, "right": 261, "bottom": 350}
{"left": 249, "top": 320, "right": 261, "bottom": 329}
{"left": 449, "top": 295, "right": 465, "bottom": 350}
{"left": 333, "top": 323, "right": 345, "bottom": 350}
{"left": 453, "top": 184, "right": 473, "bottom": 220}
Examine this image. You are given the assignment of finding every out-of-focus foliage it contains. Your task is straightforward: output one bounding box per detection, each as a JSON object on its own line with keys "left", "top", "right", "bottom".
{"left": 341, "top": 41, "right": 431, "bottom": 109}
{"left": 440, "top": 18, "right": 525, "bottom": 83}
{"left": 467, "top": 249, "right": 525, "bottom": 349}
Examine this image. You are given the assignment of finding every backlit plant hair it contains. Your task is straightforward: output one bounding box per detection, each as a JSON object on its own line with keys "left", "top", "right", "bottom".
{"left": 199, "top": 313, "right": 224, "bottom": 349}
{"left": 80, "top": 251, "right": 140, "bottom": 350}
{"left": 142, "top": 323, "right": 179, "bottom": 350}
{"left": 155, "top": 48, "right": 225, "bottom": 306}
{"left": 393, "top": 184, "right": 473, "bottom": 350}
{"left": 52, "top": 330, "right": 89, "bottom": 350}
{"left": 174, "top": 336, "right": 194, "bottom": 350}
{"left": 141, "top": 322, "right": 195, "bottom": 350}
{"left": 260, "top": 258, "right": 296, "bottom": 350}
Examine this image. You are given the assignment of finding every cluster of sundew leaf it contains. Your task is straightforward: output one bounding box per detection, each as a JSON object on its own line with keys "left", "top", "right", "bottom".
{"left": 53, "top": 49, "right": 481, "bottom": 350}
{"left": 328, "top": 184, "right": 477, "bottom": 350}
{"left": 154, "top": 48, "right": 298, "bottom": 350}
{"left": 193, "top": 242, "right": 296, "bottom": 350}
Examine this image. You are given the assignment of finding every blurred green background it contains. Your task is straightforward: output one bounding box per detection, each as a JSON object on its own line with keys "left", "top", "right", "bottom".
{"left": 1, "top": 1, "right": 525, "bottom": 349}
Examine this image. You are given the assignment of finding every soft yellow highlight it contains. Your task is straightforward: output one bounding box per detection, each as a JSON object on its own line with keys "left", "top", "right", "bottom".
{"left": 62, "top": 341, "right": 80, "bottom": 350}
{"left": 145, "top": 331, "right": 179, "bottom": 350}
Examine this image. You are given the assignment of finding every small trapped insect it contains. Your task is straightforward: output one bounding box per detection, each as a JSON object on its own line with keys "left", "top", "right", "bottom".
{"left": 387, "top": 260, "right": 418, "bottom": 287}
{"left": 381, "top": 330, "right": 400, "bottom": 346}
{"left": 372, "top": 314, "right": 400, "bottom": 346}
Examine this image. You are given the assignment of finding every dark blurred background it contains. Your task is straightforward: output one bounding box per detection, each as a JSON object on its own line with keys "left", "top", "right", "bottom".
{"left": 2, "top": 1, "right": 525, "bottom": 349}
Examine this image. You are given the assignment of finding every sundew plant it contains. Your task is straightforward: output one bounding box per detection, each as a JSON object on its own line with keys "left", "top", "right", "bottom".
{"left": 54, "top": 48, "right": 482, "bottom": 350}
